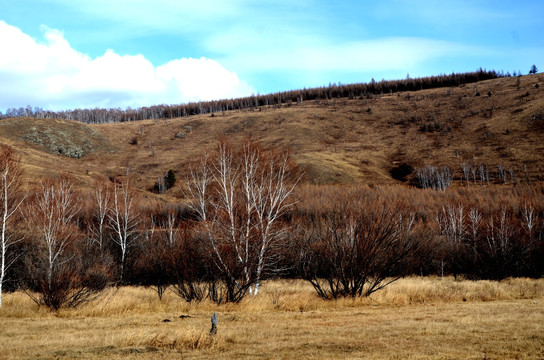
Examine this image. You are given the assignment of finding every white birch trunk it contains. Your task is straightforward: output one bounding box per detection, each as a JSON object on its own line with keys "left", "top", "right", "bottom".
{"left": 0, "top": 152, "right": 24, "bottom": 306}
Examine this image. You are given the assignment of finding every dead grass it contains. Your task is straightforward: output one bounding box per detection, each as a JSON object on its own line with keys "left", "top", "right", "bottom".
{"left": 1, "top": 277, "right": 543, "bottom": 359}
{"left": 1, "top": 74, "right": 543, "bottom": 193}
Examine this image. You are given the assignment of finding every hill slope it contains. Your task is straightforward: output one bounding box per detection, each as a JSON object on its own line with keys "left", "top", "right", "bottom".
{"left": 1, "top": 74, "right": 543, "bottom": 195}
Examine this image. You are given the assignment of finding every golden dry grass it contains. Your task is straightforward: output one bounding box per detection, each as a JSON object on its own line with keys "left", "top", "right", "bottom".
{"left": 1, "top": 277, "right": 543, "bottom": 359}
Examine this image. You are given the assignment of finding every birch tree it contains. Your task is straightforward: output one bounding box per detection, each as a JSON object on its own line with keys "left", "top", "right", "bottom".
{"left": 185, "top": 141, "right": 298, "bottom": 302}
{"left": 468, "top": 207, "right": 482, "bottom": 261}
{"left": 435, "top": 205, "right": 466, "bottom": 244}
{"left": 521, "top": 203, "right": 537, "bottom": 239}
{"left": 27, "top": 177, "right": 80, "bottom": 290}
{"left": 460, "top": 162, "right": 472, "bottom": 186}
{"left": 108, "top": 177, "right": 140, "bottom": 282}
{"left": 0, "top": 146, "right": 24, "bottom": 307}
{"left": 241, "top": 143, "right": 298, "bottom": 294}
{"left": 23, "top": 176, "right": 109, "bottom": 310}
{"left": 88, "top": 179, "right": 110, "bottom": 251}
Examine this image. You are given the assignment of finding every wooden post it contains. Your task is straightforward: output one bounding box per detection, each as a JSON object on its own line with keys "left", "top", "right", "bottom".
{"left": 210, "top": 312, "right": 218, "bottom": 335}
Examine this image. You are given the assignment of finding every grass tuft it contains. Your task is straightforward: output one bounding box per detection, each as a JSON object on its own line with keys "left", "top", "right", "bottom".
{"left": 118, "top": 328, "right": 219, "bottom": 351}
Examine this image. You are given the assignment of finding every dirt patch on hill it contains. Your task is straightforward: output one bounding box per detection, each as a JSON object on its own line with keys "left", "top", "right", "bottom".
{"left": 0, "top": 118, "right": 114, "bottom": 158}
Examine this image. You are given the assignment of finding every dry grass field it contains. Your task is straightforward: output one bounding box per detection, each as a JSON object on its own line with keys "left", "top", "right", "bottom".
{"left": 1, "top": 277, "right": 543, "bottom": 359}
{"left": 0, "top": 73, "right": 542, "bottom": 195}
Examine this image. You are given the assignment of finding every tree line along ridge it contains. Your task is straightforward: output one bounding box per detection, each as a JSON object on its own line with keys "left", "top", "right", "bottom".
{"left": 0, "top": 69, "right": 504, "bottom": 124}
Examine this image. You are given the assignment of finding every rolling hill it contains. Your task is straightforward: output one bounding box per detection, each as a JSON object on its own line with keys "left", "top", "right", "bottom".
{"left": 1, "top": 73, "right": 543, "bottom": 197}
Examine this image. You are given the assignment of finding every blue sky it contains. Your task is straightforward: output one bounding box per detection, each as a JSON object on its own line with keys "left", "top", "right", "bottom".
{"left": 0, "top": 0, "right": 543, "bottom": 111}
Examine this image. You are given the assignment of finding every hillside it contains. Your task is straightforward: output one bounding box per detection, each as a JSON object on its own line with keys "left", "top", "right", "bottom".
{"left": 1, "top": 73, "right": 543, "bottom": 196}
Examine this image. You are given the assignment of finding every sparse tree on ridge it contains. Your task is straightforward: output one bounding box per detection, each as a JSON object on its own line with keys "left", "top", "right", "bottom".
{"left": 529, "top": 64, "right": 538, "bottom": 75}
{"left": 0, "top": 70, "right": 503, "bottom": 123}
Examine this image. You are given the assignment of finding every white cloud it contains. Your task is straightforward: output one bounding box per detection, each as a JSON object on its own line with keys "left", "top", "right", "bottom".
{"left": 0, "top": 21, "right": 254, "bottom": 110}
{"left": 156, "top": 58, "right": 252, "bottom": 103}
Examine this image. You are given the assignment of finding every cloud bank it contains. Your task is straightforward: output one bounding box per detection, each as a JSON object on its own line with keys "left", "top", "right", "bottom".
{"left": 0, "top": 21, "right": 255, "bottom": 111}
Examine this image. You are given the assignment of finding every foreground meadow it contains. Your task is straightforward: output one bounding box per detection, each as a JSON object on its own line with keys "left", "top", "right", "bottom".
{"left": 1, "top": 277, "right": 543, "bottom": 359}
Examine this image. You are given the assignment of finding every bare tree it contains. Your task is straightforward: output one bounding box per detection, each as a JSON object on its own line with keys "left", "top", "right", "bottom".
{"left": 415, "top": 165, "right": 454, "bottom": 191}
{"left": 482, "top": 209, "right": 515, "bottom": 279}
{"left": 509, "top": 168, "right": 516, "bottom": 184}
{"left": 26, "top": 177, "right": 80, "bottom": 289}
{"left": 155, "top": 209, "right": 180, "bottom": 298}
{"left": 468, "top": 208, "right": 482, "bottom": 260}
{"left": 460, "top": 162, "right": 472, "bottom": 186}
{"left": 435, "top": 205, "right": 468, "bottom": 277}
{"left": 298, "top": 199, "right": 418, "bottom": 299}
{"left": 137, "top": 213, "right": 167, "bottom": 299}
{"left": 497, "top": 164, "right": 507, "bottom": 184}
{"left": 204, "top": 143, "right": 245, "bottom": 301}
{"left": 135, "top": 208, "right": 185, "bottom": 300}
{"left": 185, "top": 157, "right": 211, "bottom": 222}
{"left": 22, "top": 176, "right": 107, "bottom": 310}
{"left": 478, "top": 163, "right": 489, "bottom": 185}
{"left": 0, "top": 146, "right": 24, "bottom": 307}
{"left": 470, "top": 163, "right": 477, "bottom": 185}
{"left": 169, "top": 225, "right": 211, "bottom": 303}
{"left": 240, "top": 143, "right": 299, "bottom": 295}
{"left": 435, "top": 205, "right": 466, "bottom": 244}
{"left": 185, "top": 141, "right": 298, "bottom": 302}
{"left": 491, "top": 210, "right": 511, "bottom": 252}
{"left": 521, "top": 203, "right": 537, "bottom": 238}
{"left": 108, "top": 177, "right": 140, "bottom": 282}
{"left": 88, "top": 179, "right": 110, "bottom": 251}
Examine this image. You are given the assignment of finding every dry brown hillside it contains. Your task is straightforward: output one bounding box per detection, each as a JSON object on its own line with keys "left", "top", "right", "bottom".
{"left": 1, "top": 73, "right": 543, "bottom": 196}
